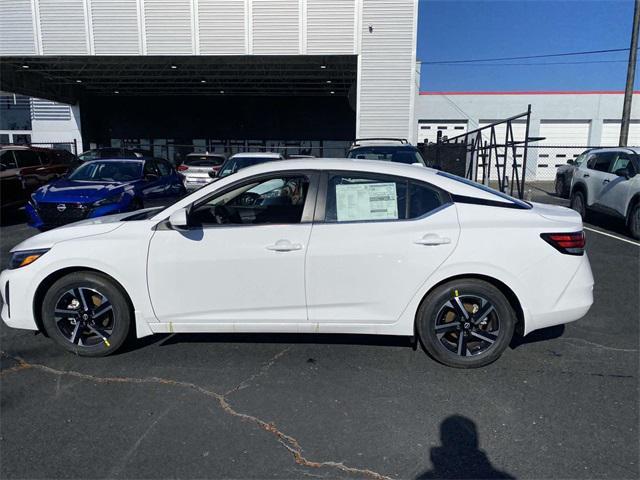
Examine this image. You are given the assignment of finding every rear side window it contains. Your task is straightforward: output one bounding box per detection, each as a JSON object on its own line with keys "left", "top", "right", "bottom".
{"left": 325, "top": 173, "right": 445, "bottom": 222}
{"left": 587, "top": 152, "right": 616, "bottom": 172}
{"left": 609, "top": 152, "right": 636, "bottom": 175}
{"left": 0, "top": 150, "right": 18, "bottom": 169}
{"left": 156, "top": 159, "right": 171, "bottom": 176}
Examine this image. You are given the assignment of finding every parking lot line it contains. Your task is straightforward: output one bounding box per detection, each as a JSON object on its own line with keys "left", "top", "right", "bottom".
{"left": 584, "top": 226, "right": 640, "bottom": 247}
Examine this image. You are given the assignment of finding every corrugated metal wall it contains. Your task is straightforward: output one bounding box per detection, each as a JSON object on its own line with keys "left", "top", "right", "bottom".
{"left": 198, "top": 0, "right": 246, "bottom": 54}
{"left": 307, "top": 0, "right": 355, "bottom": 54}
{"left": 358, "top": 0, "right": 417, "bottom": 141}
{"left": 144, "top": 0, "right": 194, "bottom": 54}
{"left": 38, "top": 0, "right": 89, "bottom": 54}
{"left": 31, "top": 98, "right": 72, "bottom": 120}
{"left": 90, "top": 0, "right": 141, "bottom": 54}
{"left": 0, "top": 0, "right": 37, "bottom": 55}
{"left": 251, "top": 0, "right": 300, "bottom": 54}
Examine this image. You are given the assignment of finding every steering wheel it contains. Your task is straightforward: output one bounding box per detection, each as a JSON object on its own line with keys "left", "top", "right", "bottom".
{"left": 213, "top": 205, "right": 231, "bottom": 224}
{"left": 239, "top": 192, "right": 261, "bottom": 206}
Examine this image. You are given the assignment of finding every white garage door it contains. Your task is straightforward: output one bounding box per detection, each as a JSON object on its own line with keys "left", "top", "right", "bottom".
{"left": 537, "top": 121, "right": 591, "bottom": 180}
{"left": 417, "top": 120, "right": 467, "bottom": 144}
{"left": 601, "top": 120, "right": 640, "bottom": 146}
{"left": 477, "top": 120, "right": 528, "bottom": 181}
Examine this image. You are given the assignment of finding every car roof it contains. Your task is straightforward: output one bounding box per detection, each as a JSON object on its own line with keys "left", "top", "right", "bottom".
{"left": 585, "top": 147, "right": 640, "bottom": 155}
{"left": 82, "top": 158, "right": 145, "bottom": 164}
{"left": 230, "top": 152, "right": 283, "bottom": 159}
{"left": 186, "top": 152, "right": 225, "bottom": 157}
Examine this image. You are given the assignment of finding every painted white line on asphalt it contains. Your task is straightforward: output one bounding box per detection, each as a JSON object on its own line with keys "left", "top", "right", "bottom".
{"left": 584, "top": 226, "right": 640, "bottom": 247}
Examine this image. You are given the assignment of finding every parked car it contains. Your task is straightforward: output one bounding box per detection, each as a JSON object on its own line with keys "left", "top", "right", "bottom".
{"left": 213, "top": 152, "right": 285, "bottom": 179}
{"left": 2, "top": 159, "right": 593, "bottom": 368}
{"left": 177, "top": 153, "right": 226, "bottom": 191}
{"left": 347, "top": 138, "right": 426, "bottom": 165}
{"left": 555, "top": 150, "right": 590, "bottom": 197}
{"left": 26, "top": 157, "right": 185, "bottom": 230}
{"left": 77, "top": 147, "right": 153, "bottom": 163}
{"left": 569, "top": 147, "right": 640, "bottom": 238}
{"left": 0, "top": 146, "right": 74, "bottom": 212}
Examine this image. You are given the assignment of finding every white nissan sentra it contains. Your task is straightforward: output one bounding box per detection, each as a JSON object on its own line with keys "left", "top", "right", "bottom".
{"left": 0, "top": 159, "right": 594, "bottom": 368}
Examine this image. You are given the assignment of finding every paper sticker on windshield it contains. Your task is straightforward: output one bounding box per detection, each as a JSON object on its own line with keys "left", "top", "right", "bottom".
{"left": 335, "top": 182, "right": 398, "bottom": 221}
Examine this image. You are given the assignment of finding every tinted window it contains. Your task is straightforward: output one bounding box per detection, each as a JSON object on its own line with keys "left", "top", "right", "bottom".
{"left": 587, "top": 152, "right": 616, "bottom": 172}
{"left": 347, "top": 146, "right": 425, "bottom": 165}
{"left": 191, "top": 175, "right": 309, "bottom": 226}
{"left": 609, "top": 153, "right": 635, "bottom": 174}
{"left": 156, "top": 159, "right": 171, "bottom": 176}
{"left": 184, "top": 155, "right": 225, "bottom": 167}
{"left": 219, "top": 157, "right": 281, "bottom": 178}
{"left": 143, "top": 160, "right": 160, "bottom": 177}
{"left": 0, "top": 150, "right": 17, "bottom": 169}
{"left": 14, "top": 150, "right": 41, "bottom": 167}
{"left": 410, "top": 182, "right": 445, "bottom": 218}
{"left": 325, "top": 174, "right": 408, "bottom": 222}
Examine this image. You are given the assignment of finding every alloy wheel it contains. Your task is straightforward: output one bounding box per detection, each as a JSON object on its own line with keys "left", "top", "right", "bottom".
{"left": 54, "top": 287, "right": 115, "bottom": 347}
{"left": 433, "top": 294, "right": 500, "bottom": 357}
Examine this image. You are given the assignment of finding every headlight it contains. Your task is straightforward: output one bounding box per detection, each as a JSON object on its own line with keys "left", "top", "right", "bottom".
{"left": 93, "top": 193, "right": 124, "bottom": 207}
{"left": 9, "top": 249, "right": 50, "bottom": 269}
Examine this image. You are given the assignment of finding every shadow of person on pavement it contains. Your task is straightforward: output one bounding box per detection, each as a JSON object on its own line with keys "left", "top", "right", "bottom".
{"left": 416, "top": 415, "right": 515, "bottom": 479}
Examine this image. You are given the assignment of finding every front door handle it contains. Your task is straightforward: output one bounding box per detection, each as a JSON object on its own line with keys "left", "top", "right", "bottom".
{"left": 583, "top": 173, "right": 590, "bottom": 178}
{"left": 603, "top": 179, "right": 610, "bottom": 184}
{"left": 414, "top": 234, "right": 451, "bottom": 246}
{"left": 266, "top": 239, "right": 303, "bottom": 252}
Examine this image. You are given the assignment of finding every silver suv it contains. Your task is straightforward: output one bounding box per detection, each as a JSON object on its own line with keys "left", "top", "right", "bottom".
{"left": 570, "top": 147, "right": 640, "bottom": 239}
{"left": 347, "top": 138, "right": 426, "bottom": 165}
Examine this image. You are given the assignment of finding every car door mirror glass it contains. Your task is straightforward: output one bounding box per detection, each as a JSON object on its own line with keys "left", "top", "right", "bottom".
{"left": 566, "top": 159, "right": 574, "bottom": 165}
{"left": 169, "top": 207, "right": 189, "bottom": 229}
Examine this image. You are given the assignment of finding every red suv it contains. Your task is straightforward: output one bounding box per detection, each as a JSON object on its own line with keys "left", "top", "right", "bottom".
{"left": 0, "top": 146, "right": 77, "bottom": 213}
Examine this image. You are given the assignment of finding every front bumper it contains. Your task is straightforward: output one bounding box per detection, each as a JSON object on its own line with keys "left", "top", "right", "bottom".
{"left": 0, "top": 267, "right": 39, "bottom": 331}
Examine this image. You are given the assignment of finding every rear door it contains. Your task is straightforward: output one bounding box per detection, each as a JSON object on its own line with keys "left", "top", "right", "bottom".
{"left": 305, "top": 171, "right": 460, "bottom": 326}
{"left": 598, "top": 151, "right": 639, "bottom": 216}
{"left": 14, "top": 149, "right": 44, "bottom": 192}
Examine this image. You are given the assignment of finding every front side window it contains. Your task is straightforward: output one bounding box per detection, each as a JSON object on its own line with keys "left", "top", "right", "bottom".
{"left": 190, "top": 175, "right": 310, "bottom": 226}
{"left": 325, "top": 173, "right": 445, "bottom": 223}
{"left": 587, "top": 152, "right": 616, "bottom": 172}
{"left": 69, "top": 161, "right": 143, "bottom": 182}
{"left": 156, "top": 160, "right": 171, "bottom": 176}
{"left": 0, "top": 150, "right": 17, "bottom": 170}
{"left": 218, "top": 157, "right": 280, "bottom": 178}
{"left": 143, "top": 160, "right": 160, "bottom": 177}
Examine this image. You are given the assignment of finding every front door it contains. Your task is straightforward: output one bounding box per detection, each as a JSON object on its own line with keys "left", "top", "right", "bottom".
{"left": 305, "top": 172, "right": 460, "bottom": 325}
{"left": 147, "top": 171, "right": 318, "bottom": 324}
{"left": 598, "top": 151, "right": 638, "bottom": 216}
{"left": 584, "top": 152, "right": 616, "bottom": 206}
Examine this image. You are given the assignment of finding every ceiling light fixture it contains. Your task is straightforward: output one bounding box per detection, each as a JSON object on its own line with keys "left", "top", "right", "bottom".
{"left": 76, "top": 79, "right": 82, "bottom": 83}
{"left": 330, "top": 91, "right": 335, "bottom": 94}
{"left": 326, "top": 80, "right": 332, "bottom": 83}
{"left": 320, "top": 65, "right": 327, "bottom": 69}
{"left": 114, "top": 90, "right": 119, "bottom": 94}
{"left": 21, "top": 65, "right": 29, "bottom": 69}
{"left": 171, "top": 65, "right": 178, "bottom": 69}
{"left": 220, "top": 90, "right": 225, "bottom": 94}
{"left": 201, "top": 80, "right": 207, "bottom": 83}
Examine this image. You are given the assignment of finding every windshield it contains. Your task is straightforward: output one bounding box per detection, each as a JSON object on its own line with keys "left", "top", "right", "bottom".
{"left": 184, "top": 155, "right": 225, "bottom": 167}
{"left": 219, "top": 157, "right": 280, "bottom": 178}
{"left": 68, "top": 161, "right": 143, "bottom": 182}
{"left": 347, "top": 146, "right": 425, "bottom": 165}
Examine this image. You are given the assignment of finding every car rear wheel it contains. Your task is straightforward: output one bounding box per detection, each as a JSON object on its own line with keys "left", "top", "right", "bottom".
{"left": 570, "top": 190, "right": 588, "bottom": 220}
{"left": 416, "top": 279, "right": 516, "bottom": 368}
{"left": 41, "top": 272, "right": 131, "bottom": 356}
{"left": 555, "top": 177, "right": 565, "bottom": 197}
{"left": 629, "top": 202, "right": 640, "bottom": 240}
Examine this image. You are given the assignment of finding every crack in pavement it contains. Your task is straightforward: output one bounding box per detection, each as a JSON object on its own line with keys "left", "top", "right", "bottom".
{"left": 225, "top": 347, "right": 291, "bottom": 396}
{"left": 0, "top": 352, "right": 392, "bottom": 480}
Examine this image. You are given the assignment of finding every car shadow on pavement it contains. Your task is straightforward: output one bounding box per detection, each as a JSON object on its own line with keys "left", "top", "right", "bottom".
{"left": 415, "top": 415, "right": 515, "bottom": 479}
{"left": 0, "top": 208, "right": 28, "bottom": 227}
{"left": 509, "top": 324, "right": 565, "bottom": 350}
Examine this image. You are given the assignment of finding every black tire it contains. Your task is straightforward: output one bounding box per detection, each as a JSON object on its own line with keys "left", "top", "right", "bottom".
{"left": 416, "top": 279, "right": 516, "bottom": 368}
{"left": 628, "top": 202, "right": 640, "bottom": 240}
{"left": 570, "top": 190, "right": 588, "bottom": 220}
{"left": 555, "top": 176, "right": 565, "bottom": 197}
{"left": 41, "top": 271, "right": 131, "bottom": 357}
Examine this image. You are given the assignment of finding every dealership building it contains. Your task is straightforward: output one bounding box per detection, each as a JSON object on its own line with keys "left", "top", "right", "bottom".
{"left": 1, "top": 0, "right": 638, "bottom": 179}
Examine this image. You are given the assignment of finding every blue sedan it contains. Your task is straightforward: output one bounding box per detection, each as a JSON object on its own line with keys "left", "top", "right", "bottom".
{"left": 27, "top": 158, "right": 185, "bottom": 230}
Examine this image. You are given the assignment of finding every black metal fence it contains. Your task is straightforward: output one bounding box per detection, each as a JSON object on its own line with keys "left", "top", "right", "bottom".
{"left": 1, "top": 139, "right": 78, "bottom": 155}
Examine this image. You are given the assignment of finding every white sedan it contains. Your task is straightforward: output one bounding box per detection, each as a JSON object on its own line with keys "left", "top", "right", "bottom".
{"left": 0, "top": 159, "right": 594, "bottom": 368}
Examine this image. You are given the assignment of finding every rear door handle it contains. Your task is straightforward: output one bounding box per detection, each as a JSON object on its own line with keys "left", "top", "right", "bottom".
{"left": 603, "top": 179, "right": 610, "bottom": 184}
{"left": 414, "top": 234, "right": 451, "bottom": 246}
{"left": 266, "top": 239, "right": 303, "bottom": 252}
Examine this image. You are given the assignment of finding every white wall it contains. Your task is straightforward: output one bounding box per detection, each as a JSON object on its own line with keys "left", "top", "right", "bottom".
{"left": 30, "top": 99, "right": 83, "bottom": 152}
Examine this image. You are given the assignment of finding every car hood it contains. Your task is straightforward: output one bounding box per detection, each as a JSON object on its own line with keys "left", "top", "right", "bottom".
{"left": 10, "top": 207, "right": 159, "bottom": 253}
{"left": 530, "top": 201, "right": 583, "bottom": 227}
{"left": 33, "top": 178, "right": 138, "bottom": 203}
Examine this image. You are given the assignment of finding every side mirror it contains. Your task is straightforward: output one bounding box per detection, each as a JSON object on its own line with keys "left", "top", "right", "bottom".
{"left": 208, "top": 170, "right": 217, "bottom": 179}
{"left": 168, "top": 207, "right": 189, "bottom": 229}
{"left": 566, "top": 159, "right": 575, "bottom": 165}
{"left": 411, "top": 162, "right": 425, "bottom": 168}
{"left": 615, "top": 168, "right": 630, "bottom": 179}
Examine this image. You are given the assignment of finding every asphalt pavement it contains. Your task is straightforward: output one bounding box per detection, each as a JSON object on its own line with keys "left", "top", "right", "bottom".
{"left": 0, "top": 187, "right": 638, "bottom": 479}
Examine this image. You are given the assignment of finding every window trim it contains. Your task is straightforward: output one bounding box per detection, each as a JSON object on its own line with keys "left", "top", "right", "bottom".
{"left": 315, "top": 170, "right": 452, "bottom": 224}
{"left": 175, "top": 169, "right": 320, "bottom": 229}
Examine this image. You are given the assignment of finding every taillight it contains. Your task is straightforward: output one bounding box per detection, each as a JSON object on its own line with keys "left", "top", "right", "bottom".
{"left": 540, "top": 231, "right": 585, "bottom": 256}
{"left": 177, "top": 165, "right": 188, "bottom": 171}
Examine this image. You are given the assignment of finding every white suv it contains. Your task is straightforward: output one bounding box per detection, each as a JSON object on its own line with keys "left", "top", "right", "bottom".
{"left": 569, "top": 148, "right": 640, "bottom": 238}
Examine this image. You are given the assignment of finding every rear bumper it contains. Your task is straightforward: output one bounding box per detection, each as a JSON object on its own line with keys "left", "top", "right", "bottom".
{"left": 524, "top": 254, "right": 594, "bottom": 335}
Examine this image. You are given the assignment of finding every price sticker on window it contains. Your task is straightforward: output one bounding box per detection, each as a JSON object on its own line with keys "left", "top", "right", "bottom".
{"left": 335, "top": 182, "right": 398, "bottom": 221}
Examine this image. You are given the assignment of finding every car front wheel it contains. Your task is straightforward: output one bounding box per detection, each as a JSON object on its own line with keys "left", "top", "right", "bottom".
{"left": 416, "top": 279, "right": 516, "bottom": 368}
{"left": 41, "top": 271, "right": 131, "bottom": 356}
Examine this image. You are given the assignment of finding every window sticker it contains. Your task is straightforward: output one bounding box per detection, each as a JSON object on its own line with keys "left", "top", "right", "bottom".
{"left": 335, "top": 182, "right": 398, "bottom": 221}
